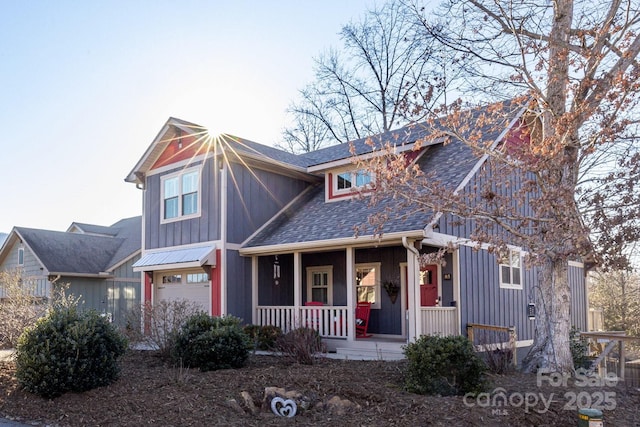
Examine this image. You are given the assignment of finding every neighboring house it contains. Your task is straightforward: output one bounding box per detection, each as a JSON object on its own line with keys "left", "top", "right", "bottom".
{"left": 0, "top": 233, "right": 7, "bottom": 247}
{"left": 126, "top": 110, "right": 588, "bottom": 359}
{"left": 0, "top": 217, "right": 142, "bottom": 326}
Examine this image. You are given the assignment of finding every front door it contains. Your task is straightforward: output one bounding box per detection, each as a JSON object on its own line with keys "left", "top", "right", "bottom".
{"left": 420, "top": 265, "right": 439, "bottom": 307}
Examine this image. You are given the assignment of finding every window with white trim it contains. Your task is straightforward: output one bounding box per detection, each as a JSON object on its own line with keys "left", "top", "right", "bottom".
{"left": 499, "top": 249, "right": 523, "bottom": 289}
{"left": 18, "top": 247, "right": 24, "bottom": 266}
{"left": 356, "top": 263, "right": 381, "bottom": 309}
{"left": 306, "top": 266, "right": 333, "bottom": 305}
{"left": 161, "top": 167, "right": 200, "bottom": 222}
{"left": 334, "top": 169, "right": 373, "bottom": 195}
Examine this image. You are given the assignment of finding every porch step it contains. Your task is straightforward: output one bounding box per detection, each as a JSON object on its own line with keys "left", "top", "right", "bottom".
{"left": 334, "top": 346, "right": 405, "bottom": 361}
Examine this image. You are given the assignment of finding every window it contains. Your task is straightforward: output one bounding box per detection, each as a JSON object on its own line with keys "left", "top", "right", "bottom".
{"left": 161, "top": 168, "right": 200, "bottom": 222}
{"left": 306, "top": 266, "right": 333, "bottom": 305}
{"left": 334, "top": 169, "right": 373, "bottom": 194}
{"left": 500, "top": 249, "right": 522, "bottom": 289}
{"left": 187, "top": 272, "right": 210, "bottom": 283}
{"left": 18, "top": 247, "right": 24, "bottom": 266}
{"left": 162, "top": 274, "right": 182, "bottom": 284}
{"left": 356, "top": 263, "right": 381, "bottom": 309}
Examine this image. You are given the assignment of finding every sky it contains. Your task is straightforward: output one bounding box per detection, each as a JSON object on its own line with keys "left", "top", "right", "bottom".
{"left": 0, "top": 0, "right": 376, "bottom": 234}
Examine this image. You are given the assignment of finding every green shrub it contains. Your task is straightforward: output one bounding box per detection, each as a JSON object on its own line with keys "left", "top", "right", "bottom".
{"left": 403, "top": 335, "right": 487, "bottom": 396}
{"left": 570, "top": 326, "right": 591, "bottom": 369}
{"left": 172, "top": 314, "right": 251, "bottom": 371}
{"left": 244, "top": 324, "right": 283, "bottom": 351}
{"left": 15, "top": 306, "right": 128, "bottom": 398}
{"left": 275, "top": 327, "right": 326, "bottom": 365}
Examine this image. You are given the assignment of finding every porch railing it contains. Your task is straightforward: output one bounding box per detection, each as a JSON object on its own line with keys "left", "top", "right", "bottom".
{"left": 420, "top": 307, "right": 458, "bottom": 336}
{"left": 256, "top": 305, "right": 349, "bottom": 339}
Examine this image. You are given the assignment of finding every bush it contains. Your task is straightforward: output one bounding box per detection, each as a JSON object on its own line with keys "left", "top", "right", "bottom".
{"left": 570, "top": 326, "right": 591, "bottom": 369}
{"left": 403, "top": 335, "right": 487, "bottom": 396}
{"left": 123, "top": 299, "right": 204, "bottom": 359}
{"left": 275, "top": 327, "right": 326, "bottom": 365}
{"left": 172, "top": 314, "right": 252, "bottom": 371}
{"left": 15, "top": 306, "right": 128, "bottom": 398}
{"left": 244, "top": 324, "right": 283, "bottom": 351}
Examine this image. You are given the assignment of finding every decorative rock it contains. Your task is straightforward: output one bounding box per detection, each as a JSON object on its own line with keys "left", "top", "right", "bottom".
{"left": 241, "top": 391, "right": 258, "bottom": 415}
{"left": 270, "top": 396, "right": 297, "bottom": 417}
{"left": 322, "top": 395, "right": 361, "bottom": 416}
{"left": 262, "top": 386, "right": 311, "bottom": 414}
{"left": 225, "top": 398, "right": 245, "bottom": 414}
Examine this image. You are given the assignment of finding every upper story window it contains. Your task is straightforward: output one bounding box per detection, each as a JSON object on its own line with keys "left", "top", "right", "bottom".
{"left": 356, "top": 263, "right": 381, "bottom": 309}
{"left": 499, "top": 249, "right": 522, "bottom": 289}
{"left": 161, "top": 167, "right": 200, "bottom": 222}
{"left": 18, "top": 247, "right": 24, "bottom": 266}
{"left": 330, "top": 169, "right": 374, "bottom": 200}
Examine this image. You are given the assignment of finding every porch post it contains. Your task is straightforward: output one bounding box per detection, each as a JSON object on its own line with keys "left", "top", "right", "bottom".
{"left": 452, "top": 249, "right": 461, "bottom": 334}
{"left": 251, "top": 256, "right": 258, "bottom": 324}
{"left": 345, "top": 247, "right": 355, "bottom": 342}
{"left": 293, "top": 251, "right": 302, "bottom": 322}
{"left": 404, "top": 238, "right": 421, "bottom": 341}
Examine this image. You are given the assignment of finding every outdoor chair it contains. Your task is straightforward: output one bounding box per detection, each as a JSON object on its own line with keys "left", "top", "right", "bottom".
{"left": 355, "top": 301, "right": 372, "bottom": 338}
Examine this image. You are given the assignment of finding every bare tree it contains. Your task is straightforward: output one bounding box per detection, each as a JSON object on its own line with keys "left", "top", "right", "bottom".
{"left": 590, "top": 268, "right": 640, "bottom": 340}
{"left": 280, "top": 1, "right": 447, "bottom": 153}
{"left": 360, "top": 0, "right": 640, "bottom": 373}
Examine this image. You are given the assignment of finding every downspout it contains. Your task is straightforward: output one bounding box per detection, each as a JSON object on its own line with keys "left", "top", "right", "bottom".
{"left": 402, "top": 237, "right": 420, "bottom": 342}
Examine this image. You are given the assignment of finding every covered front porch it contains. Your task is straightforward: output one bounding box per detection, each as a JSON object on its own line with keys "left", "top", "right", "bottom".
{"left": 246, "top": 238, "right": 461, "bottom": 356}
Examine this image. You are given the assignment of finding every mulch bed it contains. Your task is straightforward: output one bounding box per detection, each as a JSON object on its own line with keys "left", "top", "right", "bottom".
{"left": 1, "top": 350, "right": 639, "bottom": 426}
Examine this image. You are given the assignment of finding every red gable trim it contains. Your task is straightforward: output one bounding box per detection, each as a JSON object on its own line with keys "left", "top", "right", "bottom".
{"left": 152, "top": 132, "right": 202, "bottom": 169}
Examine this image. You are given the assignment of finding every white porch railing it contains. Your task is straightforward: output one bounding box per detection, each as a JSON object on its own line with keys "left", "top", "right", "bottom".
{"left": 420, "top": 307, "right": 459, "bottom": 336}
{"left": 256, "top": 305, "right": 349, "bottom": 339}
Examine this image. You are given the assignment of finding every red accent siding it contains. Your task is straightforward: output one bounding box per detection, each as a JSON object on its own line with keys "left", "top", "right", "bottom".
{"left": 144, "top": 272, "right": 152, "bottom": 334}
{"left": 152, "top": 133, "right": 203, "bottom": 169}
{"left": 144, "top": 272, "right": 152, "bottom": 305}
{"left": 210, "top": 250, "right": 222, "bottom": 316}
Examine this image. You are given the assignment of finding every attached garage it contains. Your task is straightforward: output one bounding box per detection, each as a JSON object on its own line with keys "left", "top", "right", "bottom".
{"left": 155, "top": 270, "right": 210, "bottom": 312}
{"left": 133, "top": 245, "right": 220, "bottom": 315}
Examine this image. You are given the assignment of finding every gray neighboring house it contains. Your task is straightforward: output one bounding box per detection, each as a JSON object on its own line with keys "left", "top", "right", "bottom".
{"left": 0, "top": 216, "right": 141, "bottom": 326}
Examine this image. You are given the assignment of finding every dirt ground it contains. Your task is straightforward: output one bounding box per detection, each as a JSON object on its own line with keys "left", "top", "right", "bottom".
{"left": 0, "top": 350, "right": 639, "bottom": 427}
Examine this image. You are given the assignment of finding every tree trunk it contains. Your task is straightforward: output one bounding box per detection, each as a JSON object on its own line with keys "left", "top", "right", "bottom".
{"left": 522, "top": 258, "right": 574, "bottom": 373}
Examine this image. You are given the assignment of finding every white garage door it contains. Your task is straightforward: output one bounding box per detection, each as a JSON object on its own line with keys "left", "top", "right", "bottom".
{"left": 155, "top": 271, "right": 210, "bottom": 312}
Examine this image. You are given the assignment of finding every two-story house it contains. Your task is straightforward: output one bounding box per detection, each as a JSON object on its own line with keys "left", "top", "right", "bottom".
{"left": 126, "top": 108, "right": 588, "bottom": 359}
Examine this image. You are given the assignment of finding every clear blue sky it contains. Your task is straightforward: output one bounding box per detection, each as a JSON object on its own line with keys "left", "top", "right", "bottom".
{"left": 0, "top": 0, "right": 374, "bottom": 233}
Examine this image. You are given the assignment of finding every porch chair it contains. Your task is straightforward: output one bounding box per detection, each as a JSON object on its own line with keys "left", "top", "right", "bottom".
{"left": 304, "top": 301, "right": 323, "bottom": 331}
{"left": 355, "top": 301, "right": 372, "bottom": 338}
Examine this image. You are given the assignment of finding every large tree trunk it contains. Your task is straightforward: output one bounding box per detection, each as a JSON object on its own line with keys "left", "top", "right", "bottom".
{"left": 522, "top": 258, "right": 574, "bottom": 373}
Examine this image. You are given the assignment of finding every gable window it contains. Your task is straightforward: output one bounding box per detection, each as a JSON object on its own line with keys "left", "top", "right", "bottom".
{"left": 161, "top": 167, "right": 200, "bottom": 222}
{"left": 334, "top": 170, "right": 373, "bottom": 194}
{"left": 18, "top": 247, "right": 24, "bottom": 266}
{"left": 356, "top": 263, "right": 381, "bottom": 309}
{"left": 500, "top": 249, "right": 522, "bottom": 289}
{"left": 306, "top": 266, "right": 333, "bottom": 305}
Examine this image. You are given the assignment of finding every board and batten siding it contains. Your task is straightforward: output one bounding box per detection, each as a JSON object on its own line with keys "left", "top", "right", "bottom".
{"left": 224, "top": 249, "right": 253, "bottom": 324}
{"left": 0, "top": 241, "right": 50, "bottom": 298}
{"left": 144, "top": 158, "right": 221, "bottom": 250}
{"left": 458, "top": 245, "right": 536, "bottom": 343}
{"left": 226, "top": 162, "right": 310, "bottom": 244}
{"left": 569, "top": 261, "right": 588, "bottom": 331}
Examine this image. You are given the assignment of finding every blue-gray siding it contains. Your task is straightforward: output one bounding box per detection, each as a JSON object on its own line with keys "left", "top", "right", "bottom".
{"left": 458, "top": 245, "right": 536, "bottom": 342}
{"left": 226, "top": 162, "right": 310, "bottom": 244}
{"left": 225, "top": 249, "right": 252, "bottom": 323}
{"left": 144, "top": 158, "right": 221, "bottom": 250}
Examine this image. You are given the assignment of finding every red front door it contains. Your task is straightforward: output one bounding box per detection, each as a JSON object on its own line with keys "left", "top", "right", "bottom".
{"left": 420, "top": 265, "right": 439, "bottom": 307}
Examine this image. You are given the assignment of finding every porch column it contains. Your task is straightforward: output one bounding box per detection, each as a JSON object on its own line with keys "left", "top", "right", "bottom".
{"left": 293, "top": 251, "right": 302, "bottom": 322}
{"left": 345, "top": 247, "right": 355, "bottom": 342}
{"left": 404, "top": 238, "right": 421, "bottom": 341}
{"left": 251, "top": 256, "right": 258, "bottom": 324}
{"left": 452, "top": 249, "right": 461, "bottom": 334}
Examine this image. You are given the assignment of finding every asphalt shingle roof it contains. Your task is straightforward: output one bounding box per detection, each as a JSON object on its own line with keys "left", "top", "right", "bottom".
{"left": 244, "top": 101, "right": 520, "bottom": 249}
{"left": 16, "top": 216, "right": 141, "bottom": 274}
{"left": 244, "top": 139, "right": 481, "bottom": 248}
